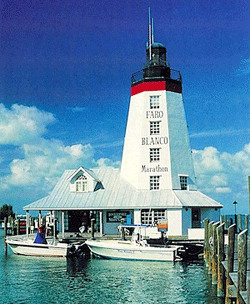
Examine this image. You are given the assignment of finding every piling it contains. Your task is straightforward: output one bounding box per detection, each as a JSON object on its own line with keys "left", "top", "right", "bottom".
{"left": 217, "top": 223, "right": 225, "bottom": 297}
{"left": 237, "top": 229, "right": 247, "bottom": 302}
{"left": 208, "top": 221, "right": 214, "bottom": 273}
{"left": 204, "top": 218, "right": 209, "bottom": 267}
{"left": 204, "top": 218, "right": 249, "bottom": 304}
{"left": 212, "top": 222, "right": 220, "bottom": 284}
{"left": 247, "top": 280, "right": 250, "bottom": 304}
{"left": 225, "top": 224, "right": 236, "bottom": 304}
{"left": 238, "top": 214, "right": 243, "bottom": 233}
{"left": 4, "top": 217, "right": 7, "bottom": 255}
{"left": 245, "top": 214, "right": 249, "bottom": 231}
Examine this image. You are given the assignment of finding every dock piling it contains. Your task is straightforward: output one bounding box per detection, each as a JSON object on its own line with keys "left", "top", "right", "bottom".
{"left": 237, "top": 229, "right": 248, "bottom": 300}
{"left": 217, "top": 223, "right": 225, "bottom": 297}
{"left": 208, "top": 221, "right": 214, "bottom": 273}
{"left": 4, "top": 217, "right": 7, "bottom": 255}
{"left": 212, "top": 222, "right": 220, "bottom": 284}
{"left": 204, "top": 218, "right": 209, "bottom": 267}
{"left": 225, "top": 224, "right": 236, "bottom": 304}
{"left": 247, "top": 280, "right": 250, "bottom": 304}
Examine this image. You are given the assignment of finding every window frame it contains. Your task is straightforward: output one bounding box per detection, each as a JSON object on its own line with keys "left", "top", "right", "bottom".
{"left": 150, "top": 121, "right": 160, "bottom": 135}
{"left": 149, "top": 148, "right": 160, "bottom": 162}
{"left": 150, "top": 95, "right": 160, "bottom": 109}
{"left": 179, "top": 175, "right": 188, "bottom": 190}
{"left": 150, "top": 175, "right": 160, "bottom": 190}
{"left": 141, "top": 209, "right": 166, "bottom": 225}
{"left": 75, "top": 175, "right": 88, "bottom": 192}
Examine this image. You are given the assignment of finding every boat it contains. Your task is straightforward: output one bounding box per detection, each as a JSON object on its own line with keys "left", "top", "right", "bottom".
{"left": 85, "top": 225, "right": 183, "bottom": 262}
{"left": 5, "top": 234, "right": 84, "bottom": 257}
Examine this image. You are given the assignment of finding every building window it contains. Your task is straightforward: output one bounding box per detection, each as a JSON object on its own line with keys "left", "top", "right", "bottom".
{"left": 150, "top": 95, "right": 160, "bottom": 109}
{"left": 75, "top": 175, "right": 88, "bottom": 192}
{"left": 180, "top": 176, "right": 188, "bottom": 190}
{"left": 150, "top": 176, "right": 160, "bottom": 190}
{"left": 150, "top": 121, "right": 160, "bottom": 135}
{"left": 141, "top": 209, "right": 166, "bottom": 225}
{"left": 141, "top": 209, "right": 152, "bottom": 225}
{"left": 150, "top": 148, "right": 160, "bottom": 162}
{"left": 154, "top": 209, "right": 166, "bottom": 223}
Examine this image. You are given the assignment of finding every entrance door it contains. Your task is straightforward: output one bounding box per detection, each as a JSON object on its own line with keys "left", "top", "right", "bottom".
{"left": 68, "top": 211, "right": 90, "bottom": 232}
{"left": 192, "top": 208, "right": 201, "bottom": 228}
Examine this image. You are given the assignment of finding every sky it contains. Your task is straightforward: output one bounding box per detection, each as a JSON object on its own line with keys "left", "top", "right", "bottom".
{"left": 1, "top": 0, "right": 249, "bottom": 215}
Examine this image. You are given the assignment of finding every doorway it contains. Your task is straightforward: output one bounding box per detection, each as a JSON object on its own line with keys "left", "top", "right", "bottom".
{"left": 192, "top": 208, "right": 201, "bottom": 228}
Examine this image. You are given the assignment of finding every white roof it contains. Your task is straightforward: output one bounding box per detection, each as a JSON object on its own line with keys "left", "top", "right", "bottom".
{"left": 23, "top": 168, "right": 223, "bottom": 211}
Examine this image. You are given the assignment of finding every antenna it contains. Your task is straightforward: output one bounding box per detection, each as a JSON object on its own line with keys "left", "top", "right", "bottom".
{"left": 148, "top": 7, "right": 152, "bottom": 61}
{"left": 152, "top": 18, "right": 154, "bottom": 44}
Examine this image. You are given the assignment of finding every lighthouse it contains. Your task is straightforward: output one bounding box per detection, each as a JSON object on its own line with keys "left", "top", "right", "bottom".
{"left": 121, "top": 17, "right": 196, "bottom": 193}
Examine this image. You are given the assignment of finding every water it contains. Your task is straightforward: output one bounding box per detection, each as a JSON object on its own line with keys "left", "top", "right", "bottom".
{"left": 1, "top": 231, "right": 223, "bottom": 304}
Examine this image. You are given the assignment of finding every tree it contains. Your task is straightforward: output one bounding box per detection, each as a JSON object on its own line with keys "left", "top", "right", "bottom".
{"left": 0, "top": 204, "right": 15, "bottom": 220}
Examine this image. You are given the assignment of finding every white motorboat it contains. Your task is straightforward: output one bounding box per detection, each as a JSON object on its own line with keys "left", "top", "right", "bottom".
{"left": 85, "top": 225, "right": 182, "bottom": 262}
{"left": 5, "top": 234, "right": 79, "bottom": 257}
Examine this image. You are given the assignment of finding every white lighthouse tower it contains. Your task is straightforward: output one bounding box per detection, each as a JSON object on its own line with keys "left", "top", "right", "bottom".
{"left": 120, "top": 12, "right": 222, "bottom": 235}
{"left": 121, "top": 18, "right": 196, "bottom": 193}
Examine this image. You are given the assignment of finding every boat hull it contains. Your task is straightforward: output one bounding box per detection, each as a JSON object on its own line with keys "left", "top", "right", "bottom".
{"left": 85, "top": 239, "right": 180, "bottom": 261}
{"left": 6, "top": 236, "right": 68, "bottom": 257}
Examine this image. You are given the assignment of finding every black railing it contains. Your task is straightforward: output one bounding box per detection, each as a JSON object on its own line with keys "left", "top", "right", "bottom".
{"left": 131, "top": 68, "right": 182, "bottom": 84}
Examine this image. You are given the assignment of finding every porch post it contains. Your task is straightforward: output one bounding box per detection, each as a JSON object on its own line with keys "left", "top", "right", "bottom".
{"left": 26, "top": 210, "right": 29, "bottom": 236}
{"left": 100, "top": 211, "right": 103, "bottom": 237}
{"left": 62, "top": 211, "right": 65, "bottom": 239}
{"left": 38, "top": 210, "right": 42, "bottom": 226}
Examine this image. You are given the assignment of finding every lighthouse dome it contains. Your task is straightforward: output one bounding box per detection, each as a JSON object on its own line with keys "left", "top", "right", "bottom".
{"left": 151, "top": 42, "right": 165, "bottom": 48}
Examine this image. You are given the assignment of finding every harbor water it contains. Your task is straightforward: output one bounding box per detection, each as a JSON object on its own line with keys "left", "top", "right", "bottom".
{"left": 1, "top": 231, "right": 223, "bottom": 304}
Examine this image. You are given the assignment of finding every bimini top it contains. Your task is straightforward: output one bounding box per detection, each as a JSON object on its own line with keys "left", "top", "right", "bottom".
{"left": 23, "top": 167, "right": 223, "bottom": 211}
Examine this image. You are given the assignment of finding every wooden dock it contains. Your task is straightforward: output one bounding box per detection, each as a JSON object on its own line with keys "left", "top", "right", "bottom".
{"left": 204, "top": 219, "right": 250, "bottom": 304}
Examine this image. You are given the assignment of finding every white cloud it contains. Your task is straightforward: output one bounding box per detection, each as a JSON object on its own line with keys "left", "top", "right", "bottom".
{"left": 67, "top": 106, "right": 87, "bottom": 113}
{"left": 210, "top": 174, "right": 228, "bottom": 186}
{"left": 193, "top": 143, "right": 250, "bottom": 213}
{"left": 192, "top": 146, "right": 224, "bottom": 174}
{"left": 0, "top": 104, "right": 118, "bottom": 196}
{"left": 95, "top": 158, "right": 121, "bottom": 168}
{"left": 215, "top": 187, "right": 232, "bottom": 193}
{"left": 190, "top": 128, "right": 250, "bottom": 139}
{"left": 93, "top": 139, "right": 124, "bottom": 149}
{"left": 0, "top": 103, "right": 56, "bottom": 145}
{"left": 4, "top": 139, "right": 95, "bottom": 188}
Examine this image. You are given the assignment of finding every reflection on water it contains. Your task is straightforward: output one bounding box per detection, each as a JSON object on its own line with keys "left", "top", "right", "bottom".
{"left": 1, "top": 231, "right": 224, "bottom": 304}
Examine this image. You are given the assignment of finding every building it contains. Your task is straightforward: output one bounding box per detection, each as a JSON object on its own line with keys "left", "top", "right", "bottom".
{"left": 24, "top": 16, "right": 222, "bottom": 237}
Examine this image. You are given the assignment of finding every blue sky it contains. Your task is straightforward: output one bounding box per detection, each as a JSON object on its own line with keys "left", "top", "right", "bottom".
{"left": 1, "top": 0, "right": 249, "bottom": 215}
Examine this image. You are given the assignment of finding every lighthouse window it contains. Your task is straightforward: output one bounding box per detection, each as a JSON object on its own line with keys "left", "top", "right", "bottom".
{"left": 179, "top": 176, "right": 188, "bottom": 190}
{"left": 150, "top": 95, "right": 160, "bottom": 109}
{"left": 150, "top": 148, "right": 160, "bottom": 162}
{"left": 150, "top": 121, "right": 160, "bottom": 135}
{"left": 150, "top": 176, "right": 160, "bottom": 190}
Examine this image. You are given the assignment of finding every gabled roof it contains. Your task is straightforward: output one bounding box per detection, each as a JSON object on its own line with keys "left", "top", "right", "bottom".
{"left": 67, "top": 166, "right": 100, "bottom": 182}
{"left": 23, "top": 167, "right": 223, "bottom": 211}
